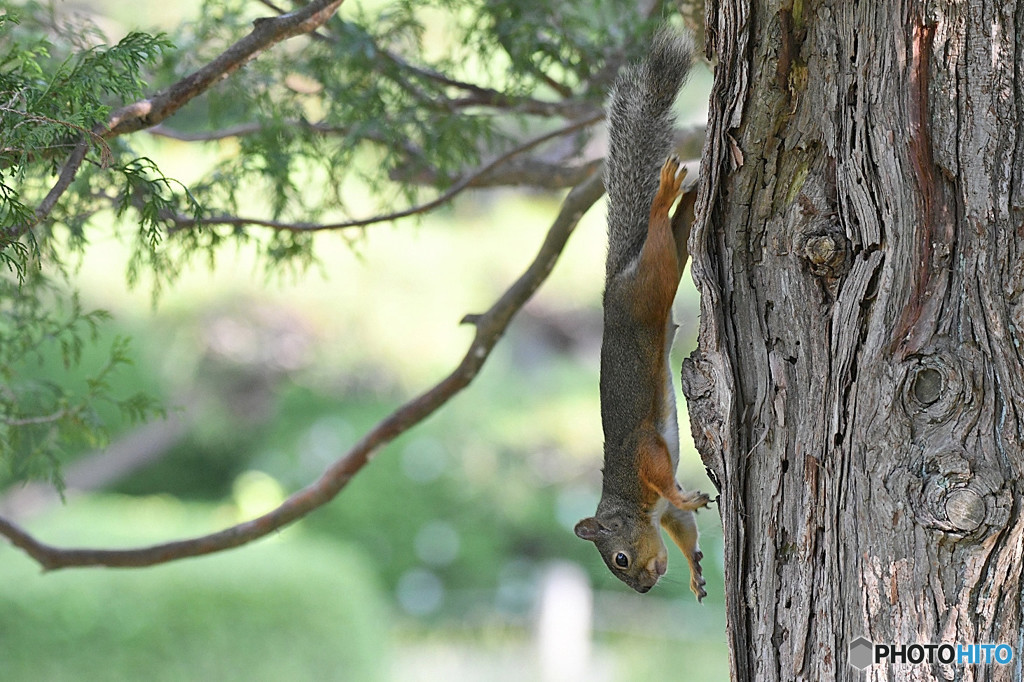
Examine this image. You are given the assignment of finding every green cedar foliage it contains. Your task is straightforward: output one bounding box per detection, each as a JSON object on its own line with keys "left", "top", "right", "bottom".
{"left": 0, "top": 0, "right": 667, "bottom": 487}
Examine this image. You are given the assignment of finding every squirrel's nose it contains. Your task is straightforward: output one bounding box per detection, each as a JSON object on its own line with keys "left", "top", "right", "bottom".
{"left": 651, "top": 557, "right": 668, "bottom": 577}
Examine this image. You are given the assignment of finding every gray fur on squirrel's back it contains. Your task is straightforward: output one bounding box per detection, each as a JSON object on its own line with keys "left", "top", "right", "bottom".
{"left": 604, "top": 29, "right": 693, "bottom": 280}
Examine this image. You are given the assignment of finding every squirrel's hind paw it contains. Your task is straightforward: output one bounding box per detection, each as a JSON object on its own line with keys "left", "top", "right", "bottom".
{"left": 658, "top": 155, "right": 686, "bottom": 198}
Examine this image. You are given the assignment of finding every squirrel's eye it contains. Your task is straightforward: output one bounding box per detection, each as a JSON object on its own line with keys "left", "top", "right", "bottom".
{"left": 614, "top": 552, "right": 630, "bottom": 568}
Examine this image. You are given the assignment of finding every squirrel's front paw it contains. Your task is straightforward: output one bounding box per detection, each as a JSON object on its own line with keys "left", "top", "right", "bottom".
{"left": 678, "top": 489, "right": 711, "bottom": 511}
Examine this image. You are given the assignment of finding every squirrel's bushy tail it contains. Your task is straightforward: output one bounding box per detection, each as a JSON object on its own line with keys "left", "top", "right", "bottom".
{"left": 604, "top": 29, "right": 693, "bottom": 279}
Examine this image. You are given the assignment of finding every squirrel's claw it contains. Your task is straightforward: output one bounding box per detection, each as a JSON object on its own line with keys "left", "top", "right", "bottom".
{"left": 689, "top": 552, "right": 707, "bottom": 602}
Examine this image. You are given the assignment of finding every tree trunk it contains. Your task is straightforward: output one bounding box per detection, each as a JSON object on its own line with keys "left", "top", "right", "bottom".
{"left": 682, "top": 2, "right": 1024, "bottom": 680}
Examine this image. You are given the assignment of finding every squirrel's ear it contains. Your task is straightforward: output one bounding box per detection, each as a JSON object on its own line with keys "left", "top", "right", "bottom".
{"left": 574, "top": 517, "right": 604, "bottom": 541}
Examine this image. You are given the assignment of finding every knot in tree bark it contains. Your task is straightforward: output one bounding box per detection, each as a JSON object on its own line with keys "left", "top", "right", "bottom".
{"left": 798, "top": 225, "right": 849, "bottom": 279}
{"left": 943, "top": 488, "right": 986, "bottom": 532}
{"left": 899, "top": 350, "right": 970, "bottom": 424}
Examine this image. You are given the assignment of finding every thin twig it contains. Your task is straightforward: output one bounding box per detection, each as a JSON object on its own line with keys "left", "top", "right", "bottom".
{"left": 396, "top": 124, "right": 706, "bottom": 189}
{"left": 2, "top": 409, "right": 69, "bottom": 427}
{"left": 161, "top": 160, "right": 602, "bottom": 233}
{"left": 375, "top": 47, "right": 588, "bottom": 118}
{"left": 148, "top": 120, "right": 428, "bottom": 166}
{"left": 149, "top": 120, "right": 346, "bottom": 142}
{"left": 168, "top": 111, "right": 604, "bottom": 233}
{"left": 0, "top": 165, "right": 606, "bottom": 569}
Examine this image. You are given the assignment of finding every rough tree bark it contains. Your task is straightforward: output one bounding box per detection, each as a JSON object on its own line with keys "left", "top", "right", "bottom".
{"left": 682, "top": 1, "right": 1024, "bottom": 680}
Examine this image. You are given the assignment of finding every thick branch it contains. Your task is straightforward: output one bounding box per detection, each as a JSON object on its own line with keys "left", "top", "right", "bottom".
{"left": 104, "top": 0, "right": 345, "bottom": 138}
{"left": 0, "top": 165, "right": 606, "bottom": 569}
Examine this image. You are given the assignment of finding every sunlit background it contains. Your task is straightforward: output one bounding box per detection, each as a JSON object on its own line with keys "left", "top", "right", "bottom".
{"left": 0, "top": 1, "right": 728, "bottom": 679}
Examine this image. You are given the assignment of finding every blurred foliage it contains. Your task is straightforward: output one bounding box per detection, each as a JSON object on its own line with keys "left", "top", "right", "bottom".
{"left": 0, "top": 496, "right": 390, "bottom": 681}
{"left": 0, "top": 0, "right": 676, "bottom": 488}
{"left": 0, "top": 273, "right": 162, "bottom": 491}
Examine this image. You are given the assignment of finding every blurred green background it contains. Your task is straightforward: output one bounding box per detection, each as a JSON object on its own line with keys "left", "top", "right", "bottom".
{"left": 0, "top": 1, "right": 728, "bottom": 680}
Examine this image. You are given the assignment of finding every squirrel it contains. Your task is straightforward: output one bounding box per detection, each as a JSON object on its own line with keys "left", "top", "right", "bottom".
{"left": 574, "top": 28, "right": 711, "bottom": 600}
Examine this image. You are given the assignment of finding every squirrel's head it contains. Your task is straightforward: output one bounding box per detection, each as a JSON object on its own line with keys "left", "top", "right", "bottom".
{"left": 574, "top": 506, "right": 668, "bottom": 593}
